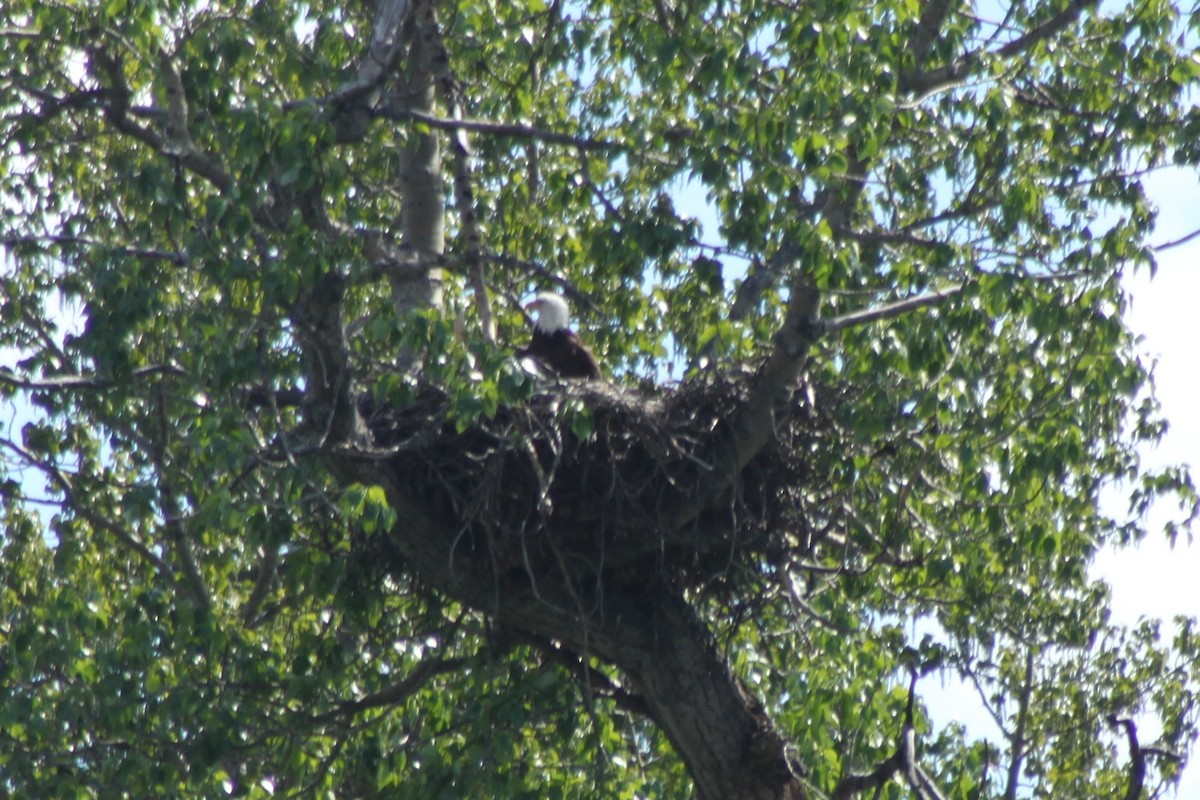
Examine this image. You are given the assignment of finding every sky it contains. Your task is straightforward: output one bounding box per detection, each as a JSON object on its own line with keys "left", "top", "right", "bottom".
{"left": 1093, "top": 169, "right": 1200, "bottom": 629}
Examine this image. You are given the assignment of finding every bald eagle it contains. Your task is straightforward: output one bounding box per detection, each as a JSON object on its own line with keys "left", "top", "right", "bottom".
{"left": 517, "top": 292, "right": 602, "bottom": 380}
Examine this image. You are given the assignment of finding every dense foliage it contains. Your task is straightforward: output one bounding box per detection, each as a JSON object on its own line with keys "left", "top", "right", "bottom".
{"left": 2, "top": 0, "right": 1199, "bottom": 797}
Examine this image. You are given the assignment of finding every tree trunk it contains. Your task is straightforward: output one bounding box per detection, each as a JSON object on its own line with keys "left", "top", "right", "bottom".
{"left": 392, "top": 2, "right": 444, "bottom": 367}
{"left": 618, "top": 586, "right": 806, "bottom": 800}
{"left": 361, "top": 461, "right": 807, "bottom": 799}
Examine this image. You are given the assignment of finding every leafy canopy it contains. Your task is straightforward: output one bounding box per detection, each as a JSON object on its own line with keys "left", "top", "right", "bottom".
{"left": 2, "top": 0, "right": 1200, "bottom": 797}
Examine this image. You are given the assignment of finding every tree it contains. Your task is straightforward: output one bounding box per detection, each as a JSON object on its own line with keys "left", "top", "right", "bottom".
{"left": 2, "top": 0, "right": 1199, "bottom": 797}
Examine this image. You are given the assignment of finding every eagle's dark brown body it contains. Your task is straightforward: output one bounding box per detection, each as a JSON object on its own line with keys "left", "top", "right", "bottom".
{"left": 518, "top": 327, "right": 601, "bottom": 379}
{"left": 519, "top": 293, "right": 602, "bottom": 379}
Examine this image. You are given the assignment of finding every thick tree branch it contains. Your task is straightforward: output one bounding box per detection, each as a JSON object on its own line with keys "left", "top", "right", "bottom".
{"left": 536, "top": 642, "right": 651, "bottom": 717}
{"left": 675, "top": 266, "right": 965, "bottom": 538}
{"left": 728, "top": 144, "right": 866, "bottom": 325}
{"left": 596, "top": 281, "right": 966, "bottom": 569}
{"left": 1107, "top": 716, "right": 1146, "bottom": 800}
{"left": 832, "top": 751, "right": 905, "bottom": 800}
{"left": 292, "top": 271, "right": 360, "bottom": 446}
{"left": 88, "top": 46, "right": 233, "bottom": 194}
{"left": 86, "top": 43, "right": 299, "bottom": 231}
{"left": 906, "top": 0, "right": 956, "bottom": 75}
{"left": 664, "top": 276, "right": 820, "bottom": 535}
{"left": 387, "top": 0, "right": 445, "bottom": 342}
{"left": 156, "top": 46, "right": 195, "bottom": 155}
{"left": 730, "top": 0, "right": 957, "bottom": 322}
{"left": 240, "top": 540, "right": 280, "bottom": 628}
{"left": 350, "top": 469, "right": 807, "bottom": 799}
{"left": 243, "top": 385, "right": 307, "bottom": 411}
{"left": 150, "top": 389, "right": 213, "bottom": 615}
{"left": 994, "top": 0, "right": 1097, "bottom": 59}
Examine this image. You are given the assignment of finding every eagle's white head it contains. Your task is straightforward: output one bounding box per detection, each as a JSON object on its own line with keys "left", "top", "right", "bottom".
{"left": 525, "top": 292, "right": 571, "bottom": 333}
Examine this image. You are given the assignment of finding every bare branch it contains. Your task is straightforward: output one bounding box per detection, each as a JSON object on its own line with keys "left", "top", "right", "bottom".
{"left": 485, "top": 254, "right": 598, "bottom": 312}
{"left": 913, "top": 763, "right": 951, "bottom": 800}
{"left": 822, "top": 284, "right": 967, "bottom": 334}
{"left": 150, "top": 390, "right": 213, "bottom": 615}
{"left": 902, "top": 0, "right": 1098, "bottom": 97}
{"left": 327, "top": 656, "right": 467, "bottom": 719}
{"left": 832, "top": 750, "right": 904, "bottom": 800}
{"left": 832, "top": 674, "right": 952, "bottom": 800}
{"left": 1152, "top": 225, "right": 1200, "bottom": 253}
{"left": 833, "top": 225, "right": 945, "bottom": 250}
{"left": 0, "top": 437, "right": 173, "bottom": 577}
{"left": 383, "top": 108, "right": 615, "bottom": 151}
{"left": 0, "top": 364, "right": 187, "bottom": 391}
{"left": 1, "top": 234, "right": 189, "bottom": 265}
{"left": 994, "top": 0, "right": 1097, "bottom": 59}
{"left": 835, "top": 671, "right": 916, "bottom": 796}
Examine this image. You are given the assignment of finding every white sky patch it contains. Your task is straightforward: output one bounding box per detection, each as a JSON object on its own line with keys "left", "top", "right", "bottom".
{"left": 1093, "top": 166, "right": 1200, "bottom": 629}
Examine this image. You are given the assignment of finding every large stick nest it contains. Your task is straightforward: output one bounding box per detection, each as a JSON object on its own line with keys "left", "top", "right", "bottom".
{"left": 361, "top": 366, "right": 851, "bottom": 600}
